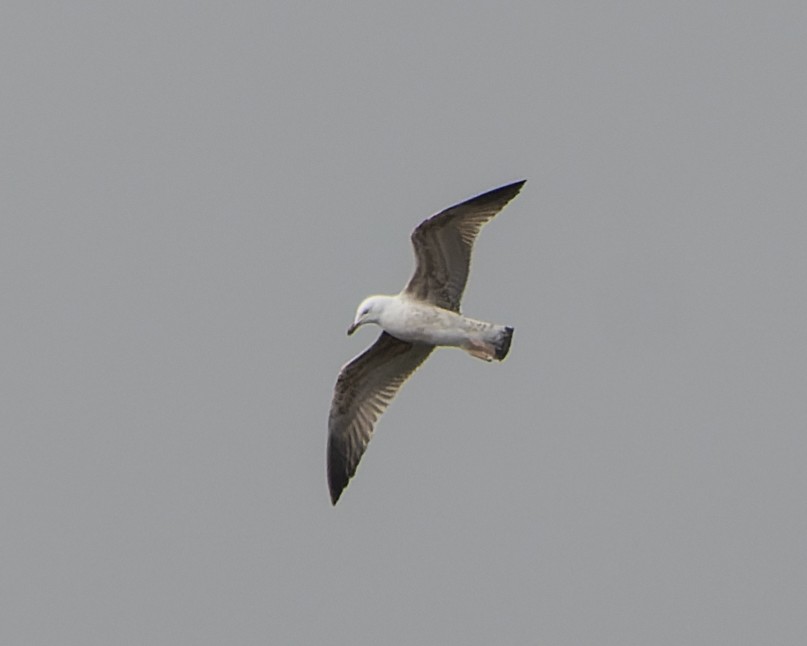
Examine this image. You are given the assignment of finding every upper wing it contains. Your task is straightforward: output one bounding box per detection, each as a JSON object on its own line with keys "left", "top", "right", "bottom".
{"left": 327, "top": 332, "right": 433, "bottom": 504}
{"left": 403, "top": 180, "right": 525, "bottom": 312}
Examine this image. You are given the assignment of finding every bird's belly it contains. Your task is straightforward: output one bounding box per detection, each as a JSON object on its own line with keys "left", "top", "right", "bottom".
{"left": 391, "top": 325, "right": 467, "bottom": 346}
{"left": 382, "top": 306, "right": 470, "bottom": 347}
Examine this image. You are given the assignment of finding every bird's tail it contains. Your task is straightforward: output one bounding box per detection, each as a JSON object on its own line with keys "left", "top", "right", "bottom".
{"left": 493, "top": 326, "right": 514, "bottom": 361}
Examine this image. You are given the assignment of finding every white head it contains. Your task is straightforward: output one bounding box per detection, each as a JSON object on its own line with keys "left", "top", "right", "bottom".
{"left": 347, "top": 295, "right": 390, "bottom": 335}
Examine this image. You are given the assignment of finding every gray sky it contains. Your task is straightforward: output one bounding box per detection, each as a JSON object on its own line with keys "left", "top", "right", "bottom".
{"left": 3, "top": 2, "right": 806, "bottom": 644}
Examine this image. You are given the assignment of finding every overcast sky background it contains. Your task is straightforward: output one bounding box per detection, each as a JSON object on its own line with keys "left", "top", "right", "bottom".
{"left": 3, "top": 2, "right": 806, "bottom": 644}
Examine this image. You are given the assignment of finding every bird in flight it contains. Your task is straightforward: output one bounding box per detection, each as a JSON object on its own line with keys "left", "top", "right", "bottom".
{"left": 327, "top": 180, "right": 526, "bottom": 504}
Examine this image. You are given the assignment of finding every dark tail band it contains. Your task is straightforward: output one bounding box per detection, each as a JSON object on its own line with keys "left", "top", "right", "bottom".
{"left": 495, "top": 326, "right": 514, "bottom": 361}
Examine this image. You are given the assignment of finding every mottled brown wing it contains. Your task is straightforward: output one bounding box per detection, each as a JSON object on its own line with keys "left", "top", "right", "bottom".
{"left": 327, "top": 332, "right": 433, "bottom": 504}
{"left": 403, "top": 180, "right": 525, "bottom": 312}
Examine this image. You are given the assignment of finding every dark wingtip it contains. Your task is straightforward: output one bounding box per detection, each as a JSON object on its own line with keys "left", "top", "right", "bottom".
{"left": 500, "top": 179, "right": 527, "bottom": 196}
{"left": 483, "top": 180, "right": 526, "bottom": 204}
{"left": 327, "top": 437, "right": 349, "bottom": 505}
{"left": 328, "top": 473, "right": 346, "bottom": 506}
{"left": 458, "top": 180, "right": 526, "bottom": 213}
{"left": 495, "top": 326, "right": 514, "bottom": 361}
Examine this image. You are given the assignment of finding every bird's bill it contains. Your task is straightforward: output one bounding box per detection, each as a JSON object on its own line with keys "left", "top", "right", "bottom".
{"left": 347, "top": 322, "right": 359, "bottom": 335}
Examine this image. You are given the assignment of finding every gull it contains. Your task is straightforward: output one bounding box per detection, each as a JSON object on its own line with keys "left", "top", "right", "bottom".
{"left": 327, "top": 180, "right": 525, "bottom": 504}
